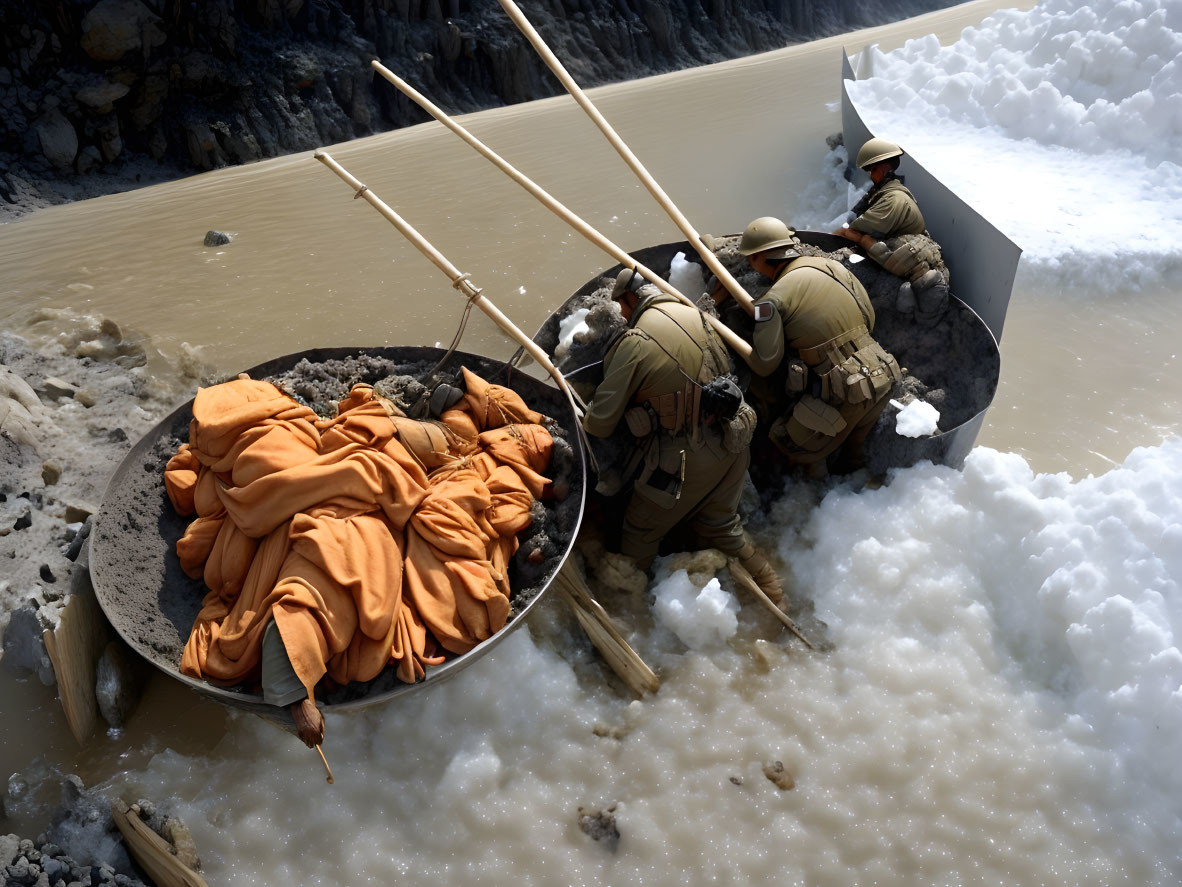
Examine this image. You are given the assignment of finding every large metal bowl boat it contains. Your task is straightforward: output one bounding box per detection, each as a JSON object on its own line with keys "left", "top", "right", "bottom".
{"left": 89, "top": 346, "right": 587, "bottom": 724}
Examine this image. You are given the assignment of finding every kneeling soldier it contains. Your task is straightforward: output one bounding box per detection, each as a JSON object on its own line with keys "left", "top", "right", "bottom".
{"left": 583, "top": 269, "right": 783, "bottom": 604}
{"left": 833, "top": 138, "right": 951, "bottom": 326}
{"left": 741, "top": 217, "right": 903, "bottom": 476}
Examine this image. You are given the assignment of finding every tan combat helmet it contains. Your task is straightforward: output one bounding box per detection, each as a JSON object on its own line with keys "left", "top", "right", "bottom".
{"left": 612, "top": 266, "right": 642, "bottom": 297}
{"left": 856, "top": 137, "right": 905, "bottom": 170}
{"left": 738, "top": 216, "right": 800, "bottom": 260}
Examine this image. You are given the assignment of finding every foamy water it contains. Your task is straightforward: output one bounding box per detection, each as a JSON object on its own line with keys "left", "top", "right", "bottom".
{"left": 4, "top": 0, "right": 1182, "bottom": 883}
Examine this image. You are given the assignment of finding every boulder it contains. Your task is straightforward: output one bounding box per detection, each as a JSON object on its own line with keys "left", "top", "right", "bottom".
{"left": 80, "top": 0, "right": 166, "bottom": 63}
{"left": 203, "top": 230, "right": 232, "bottom": 246}
{"left": 2, "top": 606, "right": 54, "bottom": 686}
{"left": 95, "top": 641, "right": 146, "bottom": 729}
{"left": 33, "top": 108, "right": 77, "bottom": 171}
{"left": 75, "top": 81, "right": 130, "bottom": 114}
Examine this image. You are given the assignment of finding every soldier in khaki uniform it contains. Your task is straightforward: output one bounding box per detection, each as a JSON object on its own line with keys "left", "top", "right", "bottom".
{"left": 583, "top": 269, "right": 783, "bottom": 601}
{"left": 834, "top": 138, "right": 950, "bottom": 325}
{"left": 834, "top": 137, "right": 926, "bottom": 246}
{"left": 741, "top": 217, "right": 903, "bottom": 476}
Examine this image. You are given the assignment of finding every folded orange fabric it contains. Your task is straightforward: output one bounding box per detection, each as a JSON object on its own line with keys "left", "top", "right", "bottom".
{"left": 168, "top": 371, "right": 554, "bottom": 699}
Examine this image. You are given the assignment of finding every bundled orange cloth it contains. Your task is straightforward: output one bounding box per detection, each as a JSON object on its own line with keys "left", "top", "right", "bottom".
{"left": 164, "top": 371, "right": 554, "bottom": 698}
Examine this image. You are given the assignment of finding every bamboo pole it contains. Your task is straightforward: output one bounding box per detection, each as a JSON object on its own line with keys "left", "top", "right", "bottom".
{"left": 495, "top": 0, "right": 756, "bottom": 316}
{"left": 317, "top": 151, "right": 657, "bottom": 693}
{"left": 727, "top": 558, "right": 815, "bottom": 650}
{"left": 314, "top": 150, "right": 587, "bottom": 413}
{"left": 369, "top": 60, "right": 754, "bottom": 364}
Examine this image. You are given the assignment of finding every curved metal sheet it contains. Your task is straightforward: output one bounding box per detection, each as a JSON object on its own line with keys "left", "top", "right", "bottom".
{"left": 90, "top": 346, "right": 586, "bottom": 718}
{"left": 841, "top": 49, "right": 1022, "bottom": 341}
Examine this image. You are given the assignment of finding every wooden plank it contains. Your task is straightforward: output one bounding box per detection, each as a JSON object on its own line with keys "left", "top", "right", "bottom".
{"left": 111, "top": 799, "right": 209, "bottom": 887}
{"left": 42, "top": 567, "right": 109, "bottom": 745}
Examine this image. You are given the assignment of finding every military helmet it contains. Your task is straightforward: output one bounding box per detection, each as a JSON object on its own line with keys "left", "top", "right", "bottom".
{"left": 856, "top": 137, "right": 904, "bottom": 170}
{"left": 738, "top": 216, "right": 799, "bottom": 259}
{"left": 612, "top": 266, "right": 642, "bottom": 297}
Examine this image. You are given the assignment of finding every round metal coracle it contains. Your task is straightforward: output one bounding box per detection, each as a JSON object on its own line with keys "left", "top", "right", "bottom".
{"left": 90, "top": 346, "right": 587, "bottom": 717}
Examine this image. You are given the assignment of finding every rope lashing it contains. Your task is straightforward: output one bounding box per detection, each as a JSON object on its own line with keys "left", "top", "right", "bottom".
{"left": 452, "top": 271, "right": 483, "bottom": 304}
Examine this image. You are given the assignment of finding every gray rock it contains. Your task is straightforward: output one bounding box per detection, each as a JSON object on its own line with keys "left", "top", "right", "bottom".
{"left": 0, "top": 834, "right": 19, "bottom": 866}
{"left": 39, "top": 378, "right": 77, "bottom": 401}
{"left": 95, "top": 641, "right": 146, "bottom": 729}
{"left": 74, "top": 145, "right": 102, "bottom": 176}
{"left": 64, "top": 503, "right": 96, "bottom": 524}
{"left": 1, "top": 606, "right": 54, "bottom": 685}
{"left": 203, "top": 230, "right": 232, "bottom": 246}
{"left": 80, "top": 0, "right": 166, "bottom": 63}
{"left": 75, "top": 81, "right": 130, "bottom": 114}
{"left": 33, "top": 108, "right": 78, "bottom": 171}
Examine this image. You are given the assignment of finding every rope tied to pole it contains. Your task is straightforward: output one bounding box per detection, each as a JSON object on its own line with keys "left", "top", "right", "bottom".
{"left": 451, "top": 271, "right": 483, "bottom": 303}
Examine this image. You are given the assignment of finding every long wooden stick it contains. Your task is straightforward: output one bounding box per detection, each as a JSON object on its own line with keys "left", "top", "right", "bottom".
{"left": 727, "top": 558, "right": 815, "bottom": 650}
{"left": 315, "top": 150, "right": 587, "bottom": 413}
{"left": 315, "top": 744, "right": 335, "bottom": 784}
{"left": 496, "top": 0, "right": 756, "bottom": 316}
{"left": 369, "top": 61, "right": 753, "bottom": 363}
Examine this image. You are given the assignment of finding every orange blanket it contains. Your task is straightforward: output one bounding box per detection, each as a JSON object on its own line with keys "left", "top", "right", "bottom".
{"left": 164, "top": 371, "right": 554, "bottom": 698}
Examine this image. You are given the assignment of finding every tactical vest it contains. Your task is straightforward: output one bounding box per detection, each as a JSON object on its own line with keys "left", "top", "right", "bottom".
{"left": 781, "top": 258, "right": 902, "bottom": 407}
{"left": 620, "top": 301, "right": 731, "bottom": 439}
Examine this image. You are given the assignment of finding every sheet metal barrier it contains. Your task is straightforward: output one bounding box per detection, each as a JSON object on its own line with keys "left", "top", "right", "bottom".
{"left": 840, "top": 49, "right": 1021, "bottom": 341}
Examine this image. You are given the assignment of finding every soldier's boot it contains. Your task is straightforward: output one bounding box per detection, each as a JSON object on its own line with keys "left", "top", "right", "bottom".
{"left": 735, "top": 541, "right": 785, "bottom": 609}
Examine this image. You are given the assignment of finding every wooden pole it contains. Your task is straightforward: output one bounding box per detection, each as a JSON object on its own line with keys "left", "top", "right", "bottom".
{"left": 314, "top": 150, "right": 587, "bottom": 412}
{"left": 369, "top": 61, "right": 754, "bottom": 364}
{"left": 728, "top": 558, "right": 815, "bottom": 649}
{"left": 495, "top": 0, "right": 756, "bottom": 316}
{"left": 315, "top": 744, "right": 335, "bottom": 784}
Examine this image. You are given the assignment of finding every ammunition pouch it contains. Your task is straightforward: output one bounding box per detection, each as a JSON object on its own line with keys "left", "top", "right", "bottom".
{"left": 635, "top": 447, "right": 686, "bottom": 507}
{"left": 877, "top": 234, "right": 945, "bottom": 282}
{"left": 624, "top": 405, "right": 655, "bottom": 437}
{"left": 723, "top": 402, "right": 757, "bottom": 454}
{"left": 642, "top": 382, "right": 702, "bottom": 436}
{"left": 785, "top": 359, "right": 809, "bottom": 395}
{"left": 787, "top": 396, "right": 846, "bottom": 442}
{"left": 867, "top": 241, "right": 891, "bottom": 264}
{"left": 799, "top": 326, "right": 903, "bottom": 407}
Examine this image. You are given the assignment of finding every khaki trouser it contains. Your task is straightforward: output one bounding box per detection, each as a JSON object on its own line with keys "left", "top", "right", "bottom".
{"left": 620, "top": 442, "right": 749, "bottom": 569}
{"left": 770, "top": 389, "right": 891, "bottom": 470}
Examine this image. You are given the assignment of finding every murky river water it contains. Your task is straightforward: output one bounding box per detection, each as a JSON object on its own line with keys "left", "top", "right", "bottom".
{"left": 6, "top": 1, "right": 1182, "bottom": 882}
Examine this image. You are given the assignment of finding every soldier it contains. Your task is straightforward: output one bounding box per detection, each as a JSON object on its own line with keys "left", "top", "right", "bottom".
{"left": 740, "top": 217, "right": 903, "bottom": 476}
{"left": 582, "top": 268, "right": 783, "bottom": 603}
{"left": 833, "top": 138, "right": 950, "bottom": 326}
{"left": 834, "top": 137, "right": 926, "bottom": 246}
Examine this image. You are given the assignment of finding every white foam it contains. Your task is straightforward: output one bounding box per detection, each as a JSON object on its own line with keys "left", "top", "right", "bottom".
{"left": 891, "top": 397, "right": 940, "bottom": 436}
{"left": 651, "top": 571, "right": 739, "bottom": 649}
{"left": 842, "top": 0, "right": 1182, "bottom": 290}
{"left": 668, "top": 252, "right": 707, "bottom": 300}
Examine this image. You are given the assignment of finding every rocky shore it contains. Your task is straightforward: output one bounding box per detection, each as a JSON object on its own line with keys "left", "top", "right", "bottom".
{"left": 1, "top": 319, "right": 208, "bottom": 885}
{"left": 1, "top": 0, "right": 956, "bottom": 220}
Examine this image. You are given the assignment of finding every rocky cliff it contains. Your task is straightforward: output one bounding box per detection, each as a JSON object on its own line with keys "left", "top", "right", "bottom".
{"left": 1, "top": 0, "right": 952, "bottom": 218}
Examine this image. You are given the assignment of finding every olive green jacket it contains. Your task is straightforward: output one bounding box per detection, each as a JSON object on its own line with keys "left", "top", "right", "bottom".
{"left": 752, "top": 257, "right": 875, "bottom": 370}
{"left": 583, "top": 289, "right": 727, "bottom": 439}
{"left": 850, "top": 178, "right": 926, "bottom": 238}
